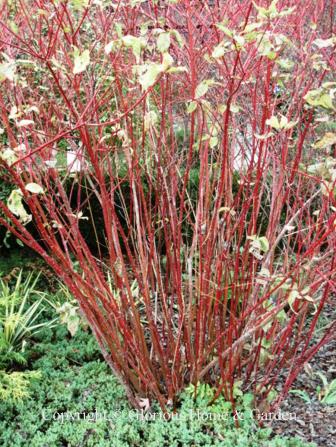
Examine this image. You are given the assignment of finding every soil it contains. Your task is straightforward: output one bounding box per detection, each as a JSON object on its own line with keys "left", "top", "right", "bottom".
{"left": 270, "top": 305, "right": 336, "bottom": 447}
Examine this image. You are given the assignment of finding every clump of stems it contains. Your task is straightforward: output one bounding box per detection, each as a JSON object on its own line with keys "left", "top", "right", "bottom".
{"left": 0, "top": 0, "right": 335, "bottom": 412}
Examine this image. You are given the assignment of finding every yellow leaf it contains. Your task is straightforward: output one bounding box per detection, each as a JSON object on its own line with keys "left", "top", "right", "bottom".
{"left": 313, "top": 133, "right": 336, "bottom": 149}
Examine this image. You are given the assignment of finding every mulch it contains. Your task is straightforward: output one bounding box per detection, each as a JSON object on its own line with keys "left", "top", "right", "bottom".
{"left": 270, "top": 308, "right": 336, "bottom": 447}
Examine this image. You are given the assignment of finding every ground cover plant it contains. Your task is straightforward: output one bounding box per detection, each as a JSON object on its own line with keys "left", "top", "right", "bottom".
{"left": 0, "top": 0, "right": 335, "bottom": 418}
{"left": 0, "top": 313, "right": 318, "bottom": 447}
{"left": 0, "top": 268, "right": 57, "bottom": 403}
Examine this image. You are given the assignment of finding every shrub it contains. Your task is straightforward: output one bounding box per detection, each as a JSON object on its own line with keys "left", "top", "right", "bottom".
{"left": 0, "top": 369, "right": 41, "bottom": 403}
{"left": 0, "top": 0, "right": 335, "bottom": 413}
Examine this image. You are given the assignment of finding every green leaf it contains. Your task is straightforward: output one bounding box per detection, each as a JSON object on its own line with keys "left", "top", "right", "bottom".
{"left": 253, "top": 0, "right": 294, "bottom": 19}
{"left": 216, "top": 23, "right": 233, "bottom": 37}
{"left": 105, "top": 40, "right": 118, "bottom": 55}
{"left": 234, "top": 34, "right": 245, "bottom": 49}
{"left": 138, "top": 54, "right": 174, "bottom": 91}
{"left": 7, "top": 190, "right": 32, "bottom": 224}
{"left": 138, "top": 63, "right": 162, "bottom": 90}
{"left": 70, "top": 0, "right": 89, "bottom": 10}
{"left": 212, "top": 43, "right": 226, "bottom": 59}
{"left": 9, "top": 105, "right": 19, "bottom": 119}
{"left": 16, "top": 238, "right": 24, "bottom": 247}
{"left": 209, "top": 136, "right": 218, "bottom": 148}
{"left": 161, "top": 52, "right": 174, "bottom": 70}
{"left": 115, "top": 22, "right": 123, "bottom": 39}
{"left": 9, "top": 21, "right": 19, "bottom": 33}
{"left": 254, "top": 132, "right": 274, "bottom": 140}
{"left": 304, "top": 89, "right": 334, "bottom": 109}
{"left": 0, "top": 56, "right": 16, "bottom": 82}
{"left": 257, "top": 35, "right": 276, "bottom": 59}
{"left": 247, "top": 234, "right": 269, "bottom": 259}
{"left": 259, "top": 236, "right": 269, "bottom": 252}
{"left": 321, "top": 392, "right": 336, "bottom": 405}
{"left": 318, "top": 94, "right": 333, "bottom": 109}
{"left": 244, "top": 31, "right": 260, "bottom": 43}
{"left": 187, "top": 101, "right": 197, "bottom": 113}
{"left": 243, "top": 22, "right": 263, "bottom": 34}
{"left": 253, "top": 2, "right": 269, "bottom": 19}
{"left": 56, "top": 302, "right": 80, "bottom": 337}
{"left": 25, "top": 183, "right": 44, "bottom": 194}
{"left": 73, "top": 48, "right": 90, "bottom": 74}
{"left": 266, "top": 50, "right": 277, "bottom": 60}
{"left": 166, "top": 66, "right": 187, "bottom": 74}
{"left": 0, "top": 148, "right": 18, "bottom": 165}
{"left": 195, "top": 79, "right": 215, "bottom": 99}
{"left": 230, "top": 104, "right": 240, "bottom": 113}
{"left": 276, "top": 58, "right": 294, "bottom": 70}
{"left": 171, "top": 29, "right": 184, "bottom": 47}
{"left": 218, "top": 206, "right": 236, "bottom": 216}
{"left": 266, "top": 114, "right": 298, "bottom": 130}
{"left": 313, "top": 37, "right": 335, "bottom": 49}
{"left": 67, "top": 316, "right": 80, "bottom": 337}
{"left": 17, "top": 120, "right": 34, "bottom": 128}
{"left": 157, "top": 32, "right": 171, "bottom": 53}
{"left": 316, "top": 372, "right": 329, "bottom": 389}
{"left": 266, "top": 115, "right": 281, "bottom": 130}
{"left": 122, "top": 35, "right": 143, "bottom": 61}
{"left": 218, "top": 104, "right": 227, "bottom": 113}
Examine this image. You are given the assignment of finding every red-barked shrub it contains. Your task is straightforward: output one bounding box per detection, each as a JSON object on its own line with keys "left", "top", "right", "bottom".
{"left": 0, "top": 0, "right": 335, "bottom": 413}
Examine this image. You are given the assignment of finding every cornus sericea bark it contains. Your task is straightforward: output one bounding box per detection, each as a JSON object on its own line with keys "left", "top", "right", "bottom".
{"left": 0, "top": 0, "right": 335, "bottom": 412}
